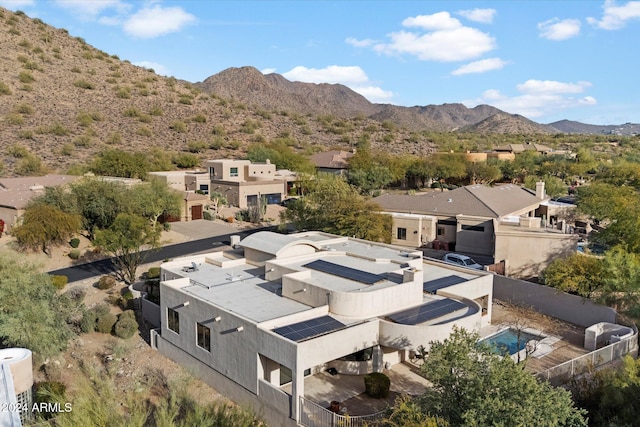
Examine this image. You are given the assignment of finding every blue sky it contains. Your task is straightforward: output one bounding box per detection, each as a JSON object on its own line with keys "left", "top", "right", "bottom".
{"left": 2, "top": 0, "right": 640, "bottom": 125}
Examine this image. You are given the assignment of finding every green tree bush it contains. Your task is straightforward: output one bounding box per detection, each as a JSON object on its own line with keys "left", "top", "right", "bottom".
{"left": 114, "top": 311, "right": 138, "bottom": 339}
{"left": 364, "top": 372, "right": 390, "bottom": 398}
{"left": 13, "top": 204, "right": 82, "bottom": 256}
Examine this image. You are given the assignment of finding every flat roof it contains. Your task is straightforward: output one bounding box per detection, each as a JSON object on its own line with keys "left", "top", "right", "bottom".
{"left": 165, "top": 261, "right": 312, "bottom": 323}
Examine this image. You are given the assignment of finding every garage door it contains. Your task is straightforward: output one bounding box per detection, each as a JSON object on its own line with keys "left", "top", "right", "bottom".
{"left": 191, "top": 204, "right": 203, "bottom": 220}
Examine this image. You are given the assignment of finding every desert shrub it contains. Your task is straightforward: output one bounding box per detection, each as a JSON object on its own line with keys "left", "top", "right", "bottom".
{"left": 65, "top": 287, "right": 86, "bottom": 302}
{"left": 16, "top": 155, "right": 46, "bottom": 176}
{"left": 203, "top": 211, "right": 213, "bottom": 220}
{"left": 172, "top": 152, "right": 199, "bottom": 168}
{"left": 114, "top": 311, "right": 138, "bottom": 339}
{"left": 226, "top": 216, "right": 234, "bottom": 223}
{"left": 138, "top": 114, "right": 151, "bottom": 123}
{"left": 73, "top": 79, "right": 94, "bottom": 89}
{"left": 97, "top": 275, "right": 117, "bottom": 290}
{"left": 34, "top": 380, "right": 67, "bottom": 418}
{"left": 17, "top": 130, "right": 33, "bottom": 140}
{"left": 226, "top": 140, "right": 241, "bottom": 150}
{"left": 13, "top": 103, "right": 33, "bottom": 114}
{"left": 123, "top": 106, "right": 141, "bottom": 118}
{"left": 18, "top": 71, "right": 34, "bottom": 83}
{"left": 51, "top": 275, "right": 68, "bottom": 290}
{"left": 115, "top": 86, "right": 131, "bottom": 99}
{"left": 178, "top": 94, "right": 193, "bottom": 105}
{"left": 7, "top": 144, "right": 29, "bottom": 158}
{"left": 105, "top": 131, "right": 122, "bottom": 145}
{"left": 6, "top": 113, "right": 24, "bottom": 125}
{"left": 148, "top": 105, "right": 163, "bottom": 116}
{"left": 163, "top": 222, "right": 171, "bottom": 231}
{"left": 186, "top": 140, "right": 207, "bottom": 153}
{"left": 136, "top": 126, "right": 152, "bottom": 137}
{"left": 49, "top": 122, "right": 70, "bottom": 136}
{"left": 68, "top": 249, "right": 81, "bottom": 259}
{"left": 0, "top": 81, "right": 12, "bottom": 95}
{"left": 192, "top": 113, "right": 207, "bottom": 123}
{"left": 364, "top": 372, "right": 390, "bottom": 398}
{"left": 60, "top": 143, "right": 74, "bottom": 156}
{"left": 211, "top": 125, "right": 226, "bottom": 136}
{"left": 147, "top": 267, "right": 160, "bottom": 279}
{"left": 96, "top": 312, "right": 117, "bottom": 334}
{"left": 69, "top": 238, "right": 80, "bottom": 248}
{"left": 170, "top": 121, "right": 187, "bottom": 133}
{"left": 240, "top": 119, "right": 260, "bottom": 134}
{"left": 120, "top": 291, "right": 134, "bottom": 310}
{"left": 73, "top": 134, "right": 92, "bottom": 147}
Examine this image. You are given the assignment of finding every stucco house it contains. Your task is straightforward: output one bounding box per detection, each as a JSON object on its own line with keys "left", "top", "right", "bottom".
{"left": 310, "top": 150, "right": 354, "bottom": 176}
{"left": 206, "top": 159, "right": 296, "bottom": 208}
{"left": 152, "top": 230, "right": 492, "bottom": 426}
{"left": 373, "top": 183, "right": 578, "bottom": 278}
{"left": 0, "top": 175, "right": 79, "bottom": 234}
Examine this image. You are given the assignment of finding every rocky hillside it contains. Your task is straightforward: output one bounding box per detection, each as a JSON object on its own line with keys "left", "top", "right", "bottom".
{"left": 196, "top": 69, "right": 544, "bottom": 133}
{"left": 462, "top": 113, "right": 554, "bottom": 134}
{"left": 0, "top": 8, "right": 437, "bottom": 176}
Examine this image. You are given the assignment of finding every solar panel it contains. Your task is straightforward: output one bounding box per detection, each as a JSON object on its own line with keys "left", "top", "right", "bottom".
{"left": 423, "top": 275, "right": 467, "bottom": 293}
{"left": 388, "top": 298, "right": 467, "bottom": 325}
{"left": 303, "top": 259, "right": 384, "bottom": 285}
{"left": 273, "top": 315, "right": 346, "bottom": 342}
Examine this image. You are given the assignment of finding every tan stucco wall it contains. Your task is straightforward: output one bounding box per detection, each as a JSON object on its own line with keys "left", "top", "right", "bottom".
{"left": 210, "top": 181, "right": 287, "bottom": 208}
{"left": 455, "top": 216, "right": 494, "bottom": 255}
{"left": 494, "top": 227, "right": 578, "bottom": 278}
{"left": 0, "top": 206, "right": 22, "bottom": 232}
{"left": 388, "top": 214, "right": 437, "bottom": 247}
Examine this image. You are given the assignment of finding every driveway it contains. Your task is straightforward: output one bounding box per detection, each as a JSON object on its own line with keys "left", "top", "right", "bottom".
{"left": 168, "top": 220, "right": 244, "bottom": 240}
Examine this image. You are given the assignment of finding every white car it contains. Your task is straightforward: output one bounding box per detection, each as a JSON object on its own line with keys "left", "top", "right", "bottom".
{"left": 443, "top": 253, "right": 483, "bottom": 270}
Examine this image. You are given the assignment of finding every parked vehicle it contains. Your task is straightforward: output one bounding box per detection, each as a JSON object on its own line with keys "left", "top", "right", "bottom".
{"left": 443, "top": 253, "right": 483, "bottom": 269}
{"left": 280, "top": 197, "right": 300, "bottom": 207}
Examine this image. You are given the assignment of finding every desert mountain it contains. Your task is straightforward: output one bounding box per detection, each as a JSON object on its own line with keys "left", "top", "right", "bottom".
{"left": 0, "top": 8, "right": 439, "bottom": 176}
{"left": 196, "top": 68, "right": 542, "bottom": 133}
{"left": 547, "top": 120, "right": 640, "bottom": 135}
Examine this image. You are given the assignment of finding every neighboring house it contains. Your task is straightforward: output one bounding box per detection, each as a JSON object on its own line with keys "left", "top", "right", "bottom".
{"left": 206, "top": 159, "right": 296, "bottom": 208}
{"left": 152, "top": 230, "right": 493, "bottom": 426}
{"left": 148, "top": 170, "right": 210, "bottom": 194}
{"left": 0, "top": 175, "right": 79, "bottom": 233}
{"left": 493, "top": 143, "right": 554, "bottom": 154}
{"left": 374, "top": 183, "right": 578, "bottom": 278}
{"left": 148, "top": 171, "right": 211, "bottom": 222}
{"left": 310, "top": 150, "right": 354, "bottom": 176}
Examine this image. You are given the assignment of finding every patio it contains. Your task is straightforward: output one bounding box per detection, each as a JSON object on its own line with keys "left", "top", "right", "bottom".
{"left": 282, "top": 362, "right": 430, "bottom": 416}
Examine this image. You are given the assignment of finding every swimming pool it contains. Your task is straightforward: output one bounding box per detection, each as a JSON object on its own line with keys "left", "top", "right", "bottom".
{"left": 481, "top": 328, "right": 543, "bottom": 356}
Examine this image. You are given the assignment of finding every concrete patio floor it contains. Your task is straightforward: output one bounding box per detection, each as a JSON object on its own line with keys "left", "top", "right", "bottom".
{"left": 283, "top": 363, "right": 430, "bottom": 416}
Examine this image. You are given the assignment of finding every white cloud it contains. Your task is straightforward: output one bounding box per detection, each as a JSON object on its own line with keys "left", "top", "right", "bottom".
{"left": 588, "top": 0, "right": 640, "bottom": 29}
{"left": 133, "top": 61, "right": 169, "bottom": 76}
{"left": 451, "top": 57, "right": 507, "bottom": 75}
{"left": 538, "top": 18, "right": 581, "bottom": 40}
{"left": 53, "top": 0, "right": 130, "bottom": 20}
{"left": 283, "top": 65, "right": 369, "bottom": 84}
{"left": 261, "top": 68, "right": 277, "bottom": 75}
{"left": 350, "top": 86, "right": 394, "bottom": 103}
{"left": 457, "top": 8, "right": 496, "bottom": 24}
{"left": 516, "top": 79, "right": 591, "bottom": 94}
{"left": 281, "top": 65, "right": 393, "bottom": 103}
{"left": 373, "top": 12, "right": 496, "bottom": 62}
{"left": 463, "top": 79, "right": 596, "bottom": 118}
{"left": 0, "top": 0, "right": 35, "bottom": 8}
{"left": 345, "top": 37, "right": 376, "bottom": 48}
{"left": 402, "top": 11, "right": 462, "bottom": 30}
{"left": 123, "top": 4, "right": 195, "bottom": 38}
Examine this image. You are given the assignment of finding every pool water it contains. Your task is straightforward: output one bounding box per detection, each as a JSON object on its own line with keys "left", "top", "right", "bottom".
{"left": 481, "top": 328, "right": 543, "bottom": 356}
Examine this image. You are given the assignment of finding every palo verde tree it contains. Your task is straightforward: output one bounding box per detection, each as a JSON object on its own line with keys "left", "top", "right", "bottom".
{"left": 12, "top": 203, "right": 82, "bottom": 256}
{"left": 419, "top": 327, "right": 587, "bottom": 427}
{"left": 94, "top": 213, "right": 160, "bottom": 284}
{"left": 280, "top": 176, "right": 391, "bottom": 243}
{"left": 71, "top": 178, "right": 130, "bottom": 240}
{"left": 129, "top": 179, "right": 182, "bottom": 229}
{"left": 0, "top": 253, "right": 82, "bottom": 358}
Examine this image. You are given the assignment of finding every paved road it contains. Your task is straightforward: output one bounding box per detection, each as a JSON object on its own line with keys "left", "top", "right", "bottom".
{"left": 48, "top": 226, "right": 270, "bottom": 282}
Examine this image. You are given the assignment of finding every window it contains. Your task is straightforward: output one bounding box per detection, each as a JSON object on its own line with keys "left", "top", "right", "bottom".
{"left": 196, "top": 322, "right": 210, "bottom": 351}
{"left": 199, "top": 184, "right": 209, "bottom": 195}
{"left": 397, "top": 227, "right": 407, "bottom": 240}
{"left": 230, "top": 167, "right": 238, "bottom": 177}
{"left": 437, "top": 227, "right": 445, "bottom": 236}
{"left": 167, "top": 308, "right": 180, "bottom": 334}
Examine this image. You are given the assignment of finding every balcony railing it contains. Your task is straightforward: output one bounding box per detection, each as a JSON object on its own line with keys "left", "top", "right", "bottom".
{"left": 535, "top": 332, "right": 638, "bottom": 386}
{"left": 299, "top": 397, "right": 385, "bottom": 427}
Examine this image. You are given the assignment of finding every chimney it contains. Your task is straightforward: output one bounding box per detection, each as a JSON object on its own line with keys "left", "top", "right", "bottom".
{"left": 535, "top": 181, "right": 545, "bottom": 199}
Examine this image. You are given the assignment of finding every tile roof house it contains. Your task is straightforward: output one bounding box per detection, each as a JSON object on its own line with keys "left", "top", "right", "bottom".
{"left": 373, "top": 183, "right": 578, "bottom": 278}
{"left": 0, "top": 175, "right": 79, "bottom": 233}
{"left": 151, "top": 230, "right": 493, "bottom": 426}
{"left": 310, "top": 150, "right": 354, "bottom": 176}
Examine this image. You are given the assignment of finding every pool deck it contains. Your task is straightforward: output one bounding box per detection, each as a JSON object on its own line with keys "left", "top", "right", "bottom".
{"left": 483, "top": 300, "right": 590, "bottom": 373}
